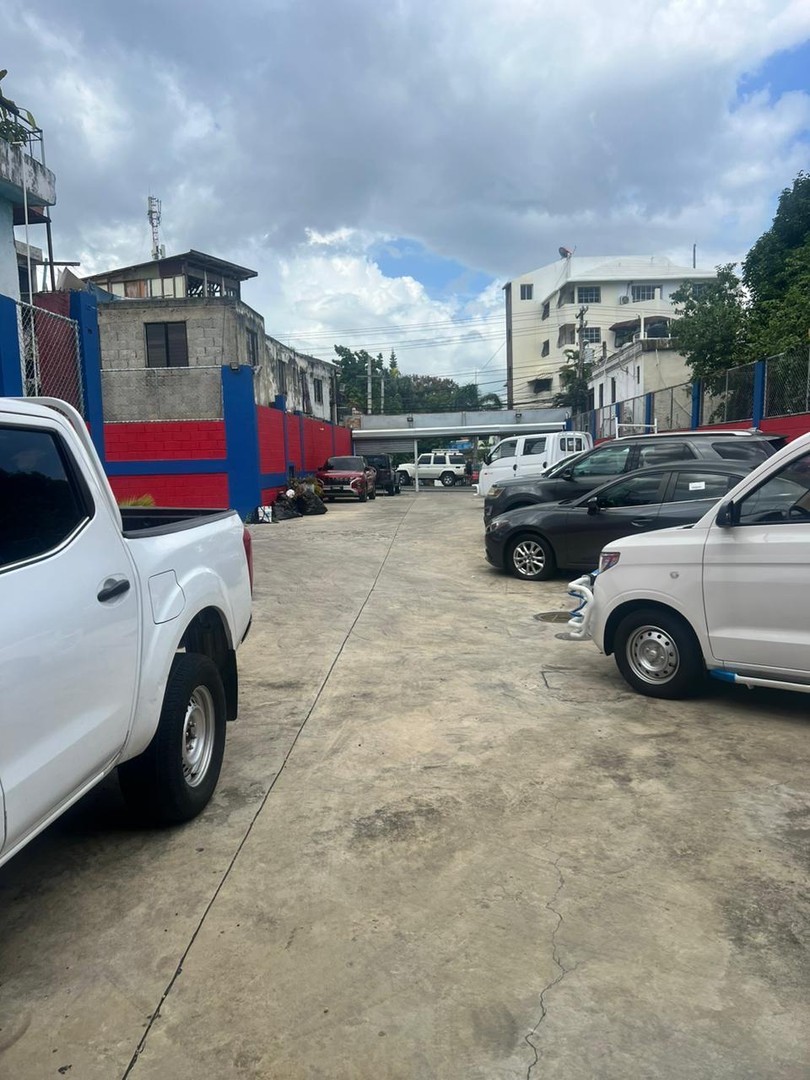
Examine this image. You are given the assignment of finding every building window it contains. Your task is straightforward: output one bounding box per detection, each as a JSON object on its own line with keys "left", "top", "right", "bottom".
{"left": 542, "top": 301, "right": 550, "bottom": 319}
{"left": 314, "top": 378, "right": 324, "bottom": 405}
{"left": 577, "top": 286, "right": 601, "bottom": 304}
{"left": 246, "top": 329, "right": 259, "bottom": 366}
{"left": 276, "top": 359, "right": 287, "bottom": 395}
{"left": 610, "top": 377, "right": 617, "bottom": 403}
{"left": 631, "top": 284, "right": 658, "bottom": 302}
{"left": 691, "top": 282, "right": 709, "bottom": 299}
{"left": 598, "top": 384, "right": 604, "bottom": 408}
{"left": 145, "top": 322, "right": 188, "bottom": 368}
{"left": 582, "top": 327, "right": 601, "bottom": 344}
{"left": 125, "top": 280, "right": 149, "bottom": 299}
{"left": 636, "top": 365, "right": 641, "bottom": 384}
{"left": 532, "top": 377, "right": 553, "bottom": 394}
{"left": 558, "top": 325, "right": 576, "bottom": 347}
{"left": 541, "top": 340, "right": 550, "bottom": 357}
{"left": 520, "top": 283, "right": 533, "bottom": 300}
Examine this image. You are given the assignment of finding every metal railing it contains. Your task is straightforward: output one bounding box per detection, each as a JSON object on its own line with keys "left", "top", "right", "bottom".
{"left": 17, "top": 301, "right": 83, "bottom": 414}
{"left": 700, "top": 361, "right": 756, "bottom": 425}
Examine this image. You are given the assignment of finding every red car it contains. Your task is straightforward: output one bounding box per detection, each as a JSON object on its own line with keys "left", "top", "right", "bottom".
{"left": 317, "top": 456, "right": 377, "bottom": 502}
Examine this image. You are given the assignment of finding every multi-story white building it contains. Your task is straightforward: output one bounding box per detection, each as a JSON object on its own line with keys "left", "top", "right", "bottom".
{"left": 503, "top": 254, "right": 714, "bottom": 408}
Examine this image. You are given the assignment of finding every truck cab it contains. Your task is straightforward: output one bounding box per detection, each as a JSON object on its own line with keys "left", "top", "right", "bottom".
{"left": 477, "top": 431, "right": 592, "bottom": 497}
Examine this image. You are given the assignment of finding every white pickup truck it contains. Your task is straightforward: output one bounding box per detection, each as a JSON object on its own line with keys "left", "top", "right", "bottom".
{"left": 566, "top": 430, "right": 810, "bottom": 699}
{"left": 0, "top": 397, "right": 253, "bottom": 869}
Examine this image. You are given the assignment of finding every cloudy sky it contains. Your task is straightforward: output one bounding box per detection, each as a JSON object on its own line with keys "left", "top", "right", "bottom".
{"left": 6, "top": 0, "right": 810, "bottom": 396}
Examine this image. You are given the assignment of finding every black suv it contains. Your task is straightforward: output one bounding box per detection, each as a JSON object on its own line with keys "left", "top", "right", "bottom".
{"left": 363, "top": 453, "right": 401, "bottom": 496}
{"left": 483, "top": 430, "right": 784, "bottom": 523}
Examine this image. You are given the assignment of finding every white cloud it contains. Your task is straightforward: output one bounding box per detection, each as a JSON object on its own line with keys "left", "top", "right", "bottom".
{"left": 3, "top": 0, "right": 810, "bottom": 381}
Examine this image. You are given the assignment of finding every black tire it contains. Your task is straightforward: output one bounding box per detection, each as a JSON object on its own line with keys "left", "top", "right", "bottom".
{"left": 440, "top": 472, "right": 456, "bottom": 487}
{"left": 398, "top": 472, "right": 410, "bottom": 486}
{"left": 613, "top": 607, "right": 705, "bottom": 700}
{"left": 394, "top": 485, "right": 401, "bottom": 495}
{"left": 506, "top": 533, "right": 555, "bottom": 581}
{"left": 118, "top": 653, "right": 226, "bottom": 825}
{"left": 386, "top": 483, "right": 395, "bottom": 495}
{"left": 369, "top": 487, "right": 377, "bottom": 500}
{"left": 358, "top": 489, "right": 367, "bottom": 502}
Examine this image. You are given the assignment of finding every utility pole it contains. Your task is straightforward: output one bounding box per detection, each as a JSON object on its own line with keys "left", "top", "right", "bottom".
{"left": 367, "top": 353, "right": 372, "bottom": 414}
{"left": 380, "top": 372, "right": 385, "bottom": 414}
{"left": 576, "top": 305, "right": 589, "bottom": 380}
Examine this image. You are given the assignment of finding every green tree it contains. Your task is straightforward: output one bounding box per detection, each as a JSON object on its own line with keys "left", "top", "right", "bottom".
{"left": 669, "top": 264, "right": 748, "bottom": 381}
{"left": 333, "top": 346, "right": 385, "bottom": 413}
{"left": 744, "top": 172, "right": 810, "bottom": 306}
{"left": 552, "top": 351, "right": 593, "bottom": 413}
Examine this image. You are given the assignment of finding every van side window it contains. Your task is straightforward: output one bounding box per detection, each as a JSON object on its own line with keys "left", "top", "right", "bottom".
{"left": 737, "top": 451, "right": 810, "bottom": 525}
{"left": 489, "top": 439, "right": 518, "bottom": 462}
{"left": 0, "top": 426, "right": 90, "bottom": 570}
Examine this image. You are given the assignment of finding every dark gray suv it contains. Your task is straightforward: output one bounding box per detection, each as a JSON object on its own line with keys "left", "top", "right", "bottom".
{"left": 483, "top": 430, "right": 784, "bottom": 523}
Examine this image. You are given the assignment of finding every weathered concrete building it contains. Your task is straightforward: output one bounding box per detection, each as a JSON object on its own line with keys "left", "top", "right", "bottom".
{"left": 86, "top": 251, "right": 336, "bottom": 423}
{"left": 0, "top": 109, "right": 56, "bottom": 300}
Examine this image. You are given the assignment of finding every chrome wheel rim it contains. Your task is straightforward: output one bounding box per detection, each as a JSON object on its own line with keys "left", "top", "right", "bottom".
{"left": 182, "top": 686, "right": 215, "bottom": 787}
{"left": 512, "top": 539, "right": 546, "bottom": 577}
{"left": 626, "top": 625, "right": 679, "bottom": 684}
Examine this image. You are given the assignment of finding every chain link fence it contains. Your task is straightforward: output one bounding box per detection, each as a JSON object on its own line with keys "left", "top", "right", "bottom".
{"left": 764, "top": 349, "right": 810, "bottom": 418}
{"left": 17, "top": 301, "right": 84, "bottom": 415}
{"left": 650, "top": 381, "right": 692, "bottom": 432}
{"left": 699, "top": 362, "right": 755, "bottom": 425}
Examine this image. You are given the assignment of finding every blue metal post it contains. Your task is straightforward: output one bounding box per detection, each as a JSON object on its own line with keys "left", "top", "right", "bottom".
{"left": 691, "top": 382, "right": 702, "bottom": 428}
{"left": 70, "top": 291, "right": 105, "bottom": 461}
{"left": 752, "top": 359, "right": 766, "bottom": 428}
{"left": 222, "top": 365, "right": 261, "bottom": 518}
{"left": 0, "top": 294, "right": 22, "bottom": 396}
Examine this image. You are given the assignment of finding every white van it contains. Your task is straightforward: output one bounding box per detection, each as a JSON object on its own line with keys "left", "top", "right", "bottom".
{"left": 477, "top": 431, "right": 593, "bottom": 497}
{"left": 566, "top": 429, "right": 810, "bottom": 699}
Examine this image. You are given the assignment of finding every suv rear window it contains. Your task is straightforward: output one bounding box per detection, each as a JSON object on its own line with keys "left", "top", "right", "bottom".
{"left": 710, "top": 441, "right": 770, "bottom": 462}
{"left": 449, "top": 454, "right": 466, "bottom": 464}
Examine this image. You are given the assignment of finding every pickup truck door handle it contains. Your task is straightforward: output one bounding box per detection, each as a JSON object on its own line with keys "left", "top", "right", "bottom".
{"left": 97, "top": 577, "right": 131, "bottom": 603}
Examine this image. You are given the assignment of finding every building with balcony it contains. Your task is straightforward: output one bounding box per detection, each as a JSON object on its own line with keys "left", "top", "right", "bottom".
{"left": 85, "top": 251, "right": 336, "bottom": 423}
{"left": 503, "top": 254, "right": 714, "bottom": 408}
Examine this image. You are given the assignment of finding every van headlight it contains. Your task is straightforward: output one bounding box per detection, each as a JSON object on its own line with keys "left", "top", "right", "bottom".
{"left": 598, "top": 551, "right": 620, "bottom": 573}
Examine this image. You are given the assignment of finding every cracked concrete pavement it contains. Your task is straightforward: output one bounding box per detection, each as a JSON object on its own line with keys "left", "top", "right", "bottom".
{"left": 0, "top": 487, "right": 808, "bottom": 1079}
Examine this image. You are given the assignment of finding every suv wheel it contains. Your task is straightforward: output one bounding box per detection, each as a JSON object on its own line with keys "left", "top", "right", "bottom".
{"left": 398, "top": 472, "right": 410, "bottom": 486}
{"left": 440, "top": 472, "right": 456, "bottom": 487}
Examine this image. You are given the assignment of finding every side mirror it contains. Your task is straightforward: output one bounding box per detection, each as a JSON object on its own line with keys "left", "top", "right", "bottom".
{"left": 716, "top": 500, "right": 736, "bottom": 527}
{"left": 483, "top": 454, "right": 492, "bottom": 465}
{"left": 586, "top": 496, "right": 600, "bottom": 516}
{"left": 561, "top": 467, "right": 574, "bottom": 481}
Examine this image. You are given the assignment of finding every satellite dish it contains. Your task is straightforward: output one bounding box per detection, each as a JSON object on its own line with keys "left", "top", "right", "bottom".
{"left": 558, "top": 246, "right": 573, "bottom": 259}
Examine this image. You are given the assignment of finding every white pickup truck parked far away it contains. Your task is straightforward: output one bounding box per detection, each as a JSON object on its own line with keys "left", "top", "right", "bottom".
{"left": 0, "top": 397, "right": 253, "bottom": 869}
{"left": 567, "top": 430, "right": 810, "bottom": 699}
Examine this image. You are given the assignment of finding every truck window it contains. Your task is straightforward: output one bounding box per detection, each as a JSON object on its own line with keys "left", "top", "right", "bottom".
{"left": 489, "top": 439, "right": 518, "bottom": 462}
{"left": 523, "top": 437, "right": 547, "bottom": 456}
{"left": 418, "top": 455, "right": 432, "bottom": 465}
{"left": 0, "top": 426, "right": 90, "bottom": 569}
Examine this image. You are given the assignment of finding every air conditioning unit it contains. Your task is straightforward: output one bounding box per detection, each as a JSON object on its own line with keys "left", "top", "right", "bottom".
{"left": 619, "top": 295, "right": 630, "bottom": 304}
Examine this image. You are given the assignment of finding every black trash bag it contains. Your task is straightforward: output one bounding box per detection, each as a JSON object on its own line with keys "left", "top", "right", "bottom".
{"left": 272, "top": 492, "right": 302, "bottom": 520}
{"left": 295, "top": 488, "right": 328, "bottom": 516}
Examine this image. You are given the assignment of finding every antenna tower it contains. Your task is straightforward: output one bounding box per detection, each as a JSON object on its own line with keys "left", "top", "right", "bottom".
{"left": 147, "top": 196, "right": 165, "bottom": 260}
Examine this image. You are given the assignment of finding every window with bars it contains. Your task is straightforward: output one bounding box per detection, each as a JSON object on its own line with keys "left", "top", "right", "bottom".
{"left": 631, "top": 284, "right": 658, "bottom": 302}
{"left": 145, "top": 322, "right": 188, "bottom": 368}
{"left": 577, "top": 286, "right": 601, "bottom": 304}
{"left": 246, "top": 330, "right": 259, "bottom": 366}
{"left": 520, "top": 283, "right": 534, "bottom": 300}
{"left": 314, "top": 378, "right": 324, "bottom": 404}
{"left": 582, "top": 327, "right": 601, "bottom": 344}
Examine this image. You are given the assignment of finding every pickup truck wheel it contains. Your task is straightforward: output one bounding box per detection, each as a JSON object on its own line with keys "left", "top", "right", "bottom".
{"left": 398, "top": 472, "right": 410, "bottom": 486}
{"left": 440, "top": 472, "right": 456, "bottom": 487}
{"left": 118, "top": 653, "right": 227, "bottom": 825}
{"left": 507, "top": 534, "right": 555, "bottom": 581}
{"left": 614, "top": 609, "right": 704, "bottom": 700}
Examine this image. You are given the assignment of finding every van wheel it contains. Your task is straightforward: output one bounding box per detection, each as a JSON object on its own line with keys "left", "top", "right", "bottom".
{"left": 614, "top": 608, "right": 704, "bottom": 699}
{"left": 440, "top": 472, "right": 456, "bottom": 486}
{"left": 507, "top": 534, "right": 555, "bottom": 581}
{"left": 118, "top": 653, "right": 226, "bottom": 825}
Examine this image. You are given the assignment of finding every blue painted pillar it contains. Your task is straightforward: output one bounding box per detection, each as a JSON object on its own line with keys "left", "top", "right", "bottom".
{"left": 691, "top": 382, "right": 702, "bottom": 428}
{"left": 0, "top": 293, "right": 22, "bottom": 396}
{"left": 590, "top": 411, "right": 597, "bottom": 440}
{"left": 222, "top": 365, "right": 260, "bottom": 518}
{"left": 645, "top": 392, "right": 653, "bottom": 430}
{"left": 752, "top": 359, "right": 766, "bottom": 428}
{"left": 70, "top": 291, "right": 105, "bottom": 461}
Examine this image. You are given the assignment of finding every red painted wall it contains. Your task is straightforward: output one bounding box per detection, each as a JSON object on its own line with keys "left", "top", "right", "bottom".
{"left": 257, "top": 406, "right": 286, "bottom": 473}
{"left": 105, "top": 421, "right": 227, "bottom": 460}
{"left": 109, "top": 473, "right": 229, "bottom": 507}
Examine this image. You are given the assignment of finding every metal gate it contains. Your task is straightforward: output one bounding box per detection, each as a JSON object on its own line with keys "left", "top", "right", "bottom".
{"left": 17, "top": 300, "right": 84, "bottom": 415}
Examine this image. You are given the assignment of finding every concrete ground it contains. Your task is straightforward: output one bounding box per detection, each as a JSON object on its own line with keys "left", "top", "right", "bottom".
{"left": 1, "top": 488, "right": 808, "bottom": 1080}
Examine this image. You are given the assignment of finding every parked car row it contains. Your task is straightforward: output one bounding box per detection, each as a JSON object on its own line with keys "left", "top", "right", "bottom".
{"left": 483, "top": 429, "right": 782, "bottom": 580}
{"left": 316, "top": 454, "right": 402, "bottom": 502}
